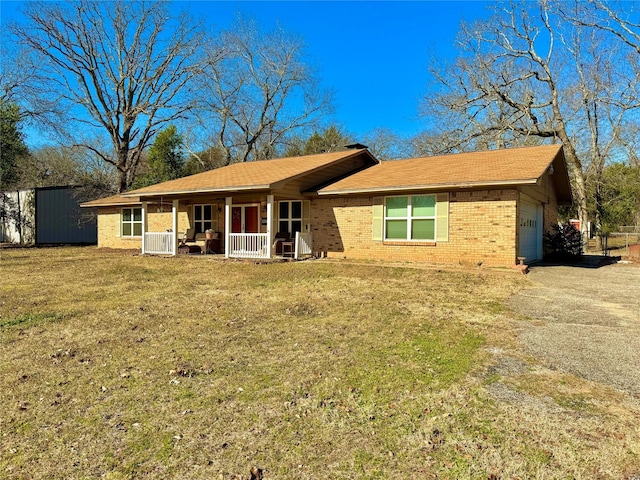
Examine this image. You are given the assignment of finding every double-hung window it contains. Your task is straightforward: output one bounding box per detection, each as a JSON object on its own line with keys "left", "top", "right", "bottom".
{"left": 385, "top": 195, "right": 436, "bottom": 241}
{"left": 122, "top": 207, "right": 142, "bottom": 237}
{"left": 278, "top": 201, "right": 302, "bottom": 235}
{"left": 193, "top": 205, "right": 213, "bottom": 233}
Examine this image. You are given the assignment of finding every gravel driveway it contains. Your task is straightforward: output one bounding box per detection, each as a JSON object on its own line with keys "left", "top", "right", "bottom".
{"left": 509, "top": 260, "right": 640, "bottom": 396}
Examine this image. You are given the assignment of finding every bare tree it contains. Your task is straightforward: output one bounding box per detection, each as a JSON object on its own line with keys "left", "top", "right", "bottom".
{"left": 569, "top": 0, "right": 640, "bottom": 55}
{"left": 559, "top": 0, "right": 640, "bottom": 232}
{"left": 559, "top": 3, "right": 640, "bottom": 247}
{"left": 196, "top": 19, "right": 333, "bottom": 165}
{"left": 0, "top": 47, "right": 64, "bottom": 134}
{"left": 362, "top": 128, "right": 412, "bottom": 160}
{"left": 421, "top": 0, "right": 640, "bottom": 247}
{"left": 10, "top": 1, "right": 204, "bottom": 192}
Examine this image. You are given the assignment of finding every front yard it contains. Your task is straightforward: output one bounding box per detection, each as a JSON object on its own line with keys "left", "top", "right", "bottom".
{"left": 1, "top": 247, "right": 638, "bottom": 479}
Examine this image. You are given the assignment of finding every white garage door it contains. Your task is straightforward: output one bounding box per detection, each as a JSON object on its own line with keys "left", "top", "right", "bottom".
{"left": 518, "top": 201, "right": 543, "bottom": 262}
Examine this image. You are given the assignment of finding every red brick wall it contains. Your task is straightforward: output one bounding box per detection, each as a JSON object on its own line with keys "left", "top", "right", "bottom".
{"left": 311, "top": 189, "right": 519, "bottom": 266}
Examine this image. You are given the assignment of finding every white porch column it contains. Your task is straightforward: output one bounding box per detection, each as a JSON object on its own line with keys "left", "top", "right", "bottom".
{"left": 224, "top": 197, "right": 232, "bottom": 258}
{"left": 141, "top": 201, "right": 147, "bottom": 255}
{"left": 266, "top": 194, "right": 274, "bottom": 258}
{"left": 172, "top": 199, "right": 179, "bottom": 256}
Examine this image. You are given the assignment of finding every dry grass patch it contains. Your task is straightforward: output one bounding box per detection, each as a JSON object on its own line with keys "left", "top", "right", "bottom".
{"left": 1, "top": 247, "right": 639, "bottom": 479}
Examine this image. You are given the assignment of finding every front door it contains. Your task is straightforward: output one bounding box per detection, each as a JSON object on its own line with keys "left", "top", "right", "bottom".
{"left": 231, "top": 205, "right": 260, "bottom": 233}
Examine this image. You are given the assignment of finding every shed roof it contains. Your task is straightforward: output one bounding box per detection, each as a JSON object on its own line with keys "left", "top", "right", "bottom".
{"left": 318, "top": 144, "right": 571, "bottom": 202}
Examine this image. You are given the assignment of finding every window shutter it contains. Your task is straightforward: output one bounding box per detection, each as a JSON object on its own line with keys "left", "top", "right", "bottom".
{"left": 302, "top": 200, "right": 311, "bottom": 232}
{"left": 372, "top": 196, "right": 384, "bottom": 241}
{"left": 436, "top": 193, "right": 449, "bottom": 242}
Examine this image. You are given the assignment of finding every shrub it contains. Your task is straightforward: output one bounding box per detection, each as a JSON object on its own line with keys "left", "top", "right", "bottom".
{"left": 544, "top": 223, "right": 583, "bottom": 259}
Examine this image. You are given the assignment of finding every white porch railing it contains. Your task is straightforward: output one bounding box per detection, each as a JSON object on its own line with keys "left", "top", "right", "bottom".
{"left": 144, "top": 231, "right": 174, "bottom": 255}
{"left": 294, "top": 231, "right": 312, "bottom": 259}
{"left": 229, "top": 233, "right": 269, "bottom": 259}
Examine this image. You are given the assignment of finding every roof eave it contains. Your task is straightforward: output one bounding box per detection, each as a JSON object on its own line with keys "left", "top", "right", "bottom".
{"left": 122, "top": 184, "right": 272, "bottom": 198}
{"left": 550, "top": 148, "right": 573, "bottom": 205}
{"left": 80, "top": 198, "right": 173, "bottom": 208}
{"left": 80, "top": 202, "right": 138, "bottom": 208}
{"left": 317, "top": 179, "right": 538, "bottom": 196}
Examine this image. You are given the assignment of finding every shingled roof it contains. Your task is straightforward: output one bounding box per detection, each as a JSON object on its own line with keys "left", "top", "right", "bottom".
{"left": 122, "top": 149, "right": 375, "bottom": 197}
{"left": 83, "top": 144, "right": 571, "bottom": 207}
{"left": 81, "top": 194, "right": 143, "bottom": 207}
{"left": 318, "top": 144, "right": 571, "bottom": 203}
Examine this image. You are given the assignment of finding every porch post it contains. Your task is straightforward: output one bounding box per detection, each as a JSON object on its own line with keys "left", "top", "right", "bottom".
{"left": 225, "top": 197, "right": 232, "bottom": 258}
{"left": 266, "top": 194, "right": 274, "bottom": 258}
{"left": 172, "top": 199, "right": 179, "bottom": 256}
{"left": 141, "top": 201, "right": 147, "bottom": 255}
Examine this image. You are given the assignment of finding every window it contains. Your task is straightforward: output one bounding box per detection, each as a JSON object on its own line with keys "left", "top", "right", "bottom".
{"left": 384, "top": 195, "right": 436, "bottom": 241}
{"left": 278, "top": 201, "right": 302, "bottom": 235}
{"left": 122, "top": 207, "right": 142, "bottom": 237}
{"left": 193, "top": 204, "right": 214, "bottom": 233}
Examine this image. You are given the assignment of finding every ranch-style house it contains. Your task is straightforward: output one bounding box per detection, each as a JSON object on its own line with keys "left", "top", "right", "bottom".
{"left": 81, "top": 144, "right": 572, "bottom": 266}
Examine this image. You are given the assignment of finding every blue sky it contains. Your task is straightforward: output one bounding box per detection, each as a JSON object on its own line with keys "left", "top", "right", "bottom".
{"left": 1, "top": 0, "right": 492, "bottom": 143}
{"left": 186, "top": 1, "right": 492, "bottom": 138}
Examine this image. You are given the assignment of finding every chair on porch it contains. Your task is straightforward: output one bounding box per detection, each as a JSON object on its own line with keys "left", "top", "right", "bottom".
{"left": 273, "top": 231, "right": 294, "bottom": 257}
{"left": 178, "top": 227, "right": 202, "bottom": 254}
{"left": 180, "top": 228, "right": 196, "bottom": 245}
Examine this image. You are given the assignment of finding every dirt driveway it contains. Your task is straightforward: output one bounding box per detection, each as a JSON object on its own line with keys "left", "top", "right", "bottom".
{"left": 509, "top": 260, "right": 640, "bottom": 396}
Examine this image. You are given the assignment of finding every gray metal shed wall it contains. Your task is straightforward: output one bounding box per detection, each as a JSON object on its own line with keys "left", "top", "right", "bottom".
{"left": 35, "top": 188, "right": 97, "bottom": 244}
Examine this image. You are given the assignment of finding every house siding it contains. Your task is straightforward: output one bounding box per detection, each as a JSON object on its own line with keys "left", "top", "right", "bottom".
{"left": 311, "top": 189, "right": 519, "bottom": 266}
{"left": 541, "top": 172, "right": 560, "bottom": 238}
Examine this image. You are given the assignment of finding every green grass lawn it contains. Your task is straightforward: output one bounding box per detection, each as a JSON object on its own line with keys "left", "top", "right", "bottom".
{"left": 1, "top": 247, "right": 638, "bottom": 479}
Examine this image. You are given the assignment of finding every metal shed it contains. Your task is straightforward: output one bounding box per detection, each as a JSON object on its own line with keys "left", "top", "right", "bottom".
{"left": 1, "top": 186, "right": 97, "bottom": 245}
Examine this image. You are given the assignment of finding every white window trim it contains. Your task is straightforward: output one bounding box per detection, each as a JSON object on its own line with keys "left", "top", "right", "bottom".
{"left": 278, "top": 200, "right": 303, "bottom": 234}
{"left": 384, "top": 195, "right": 437, "bottom": 242}
{"left": 121, "top": 207, "right": 142, "bottom": 237}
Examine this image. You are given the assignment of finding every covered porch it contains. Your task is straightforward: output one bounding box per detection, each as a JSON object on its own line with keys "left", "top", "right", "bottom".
{"left": 139, "top": 194, "right": 313, "bottom": 260}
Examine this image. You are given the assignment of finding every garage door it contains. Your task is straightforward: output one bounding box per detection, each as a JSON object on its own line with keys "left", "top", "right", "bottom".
{"left": 518, "top": 201, "right": 543, "bottom": 262}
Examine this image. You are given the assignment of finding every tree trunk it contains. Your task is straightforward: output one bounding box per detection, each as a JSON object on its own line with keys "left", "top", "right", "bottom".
{"left": 548, "top": 86, "right": 589, "bottom": 253}
{"left": 572, "top": 172, "right": 590, "bottom": 252}
{"left": 594, "top": 179, "right": 604, "bottom": 252}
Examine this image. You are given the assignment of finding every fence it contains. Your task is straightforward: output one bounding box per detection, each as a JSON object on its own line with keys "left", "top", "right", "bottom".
{"left": 229, "top": 233, "right": 269, "bottom": 259}
{"left": 144, "top": 232, "right": 174, "bottom": 255}
{"left": 294, "top": 232, "right": 312, "bottom": 259}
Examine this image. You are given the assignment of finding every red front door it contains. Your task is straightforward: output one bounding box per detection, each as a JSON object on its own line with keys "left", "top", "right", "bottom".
{"left": 244, "top": 206, "right": 259, "bottom": 233}
{"left": 231, "top": 205, "right": 259, "bottom": 233}
{"left": 232, "top": 207, "right": 242, "bottom": 233}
